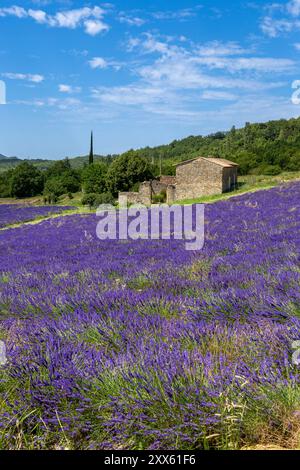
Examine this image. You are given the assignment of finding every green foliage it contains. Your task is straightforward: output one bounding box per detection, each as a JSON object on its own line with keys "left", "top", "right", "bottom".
{"left": 10, "top": 162, "right": 44, "bottom": 198}
{"left": 107, "top": 117, "right": 300, "bottom": 177}
{"left": 107, "top": 151, "right": 155, "bottom": 196}
{"left": 0, "top": 169, "right": 14, "bottom": 197}
{"left": 44, "top": 177, "right": 65, "bottom": 199}
{"left": 152, "top": 190, "right": 167, "bottom": 204}
{"left": 44, "top": 158, "right": 81, "bottom": 201}
{"left": 81, "top": 163, "right": 108, "bottom": 194}
{"left": 81, "top": 192, "right": 115, "bottom": 208}
{"left": 45, "top": 158, "right": 73, "bottom": 179}
{"left": 251, "top": 164, "right": 282, "bottom": 176}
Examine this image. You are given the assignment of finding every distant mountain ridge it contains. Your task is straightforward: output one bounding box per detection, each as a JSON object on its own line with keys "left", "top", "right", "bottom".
{"left": 0, "top": 154, "right": 19, "bottom": 161}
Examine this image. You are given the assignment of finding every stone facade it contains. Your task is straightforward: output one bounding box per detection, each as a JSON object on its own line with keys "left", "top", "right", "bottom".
{"left": 118, "top": 157, "right": 238, "bottom": 206}
{"left": 118, "top": 182, "right": 152, "bottom": 207}
{"left": 159, "top": 175, "right": 176, "bottom": 186}
{"left": 166, "top": 185, "right": 176, "bottom": 205}
{"left": 174, "top": 157, "right": 238, "bottom": 201}
{"left": 118, "top": 179, "right": 169, "bottom": 206}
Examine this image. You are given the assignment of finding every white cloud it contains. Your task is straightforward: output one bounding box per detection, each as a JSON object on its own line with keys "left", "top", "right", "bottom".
{"left": 0, "top": 5, "right": 109, "bottom": 36}
{"left": 130, "top": 33, "right": 180, "bottom": 55}
{"left": 287, "top": 0, "right": 300, "bottom": 16}
{"left": 138, "top": 59, "right": 282, "bottom": 91}
{"left": 260, "top": 16, "right": 298, "bottom": 37}
{"left": 2, "top": 72, "right": 44, "bottom": 83}
{"left": 14, "top": 96, "right": 81, "bottom": 110}
{"left": 49, "top": 6, "right": 106, "bottom": 29}
{"left": 84, "top": 19, "right": 108, "bottom": 35}
{"left": 260, "top": 1, "right": 300, "bottom": 36}
{"left": 152, "top": 8, "right": 201, "bottom": 20}
{"left": 0, "top": 6, "right": 27, "bottom": 18}
{"left": 88, "top": 57, "right": 108, "bottom": 69}
{"left": 28, "top": 9, "right": 47, "bottom": 23}
{"left": 197, "top": 41, "right": 250, "bottom": 57}
{"left": 59, "top": 84, "right": 81, "bottom": 93}
{"left": 88, "top": 56, "right": 122, "bottom": 71}
{"left": 118, "top": 13, "right": 145, "bottom": 26}
{"left": 89, "top": 33, "right": 288, "bottom": 121}
{"left": 92, "top": 84, "right": 169, "bottom": 106}
{"left": 131, "top": 36, "right": 288, "bottom": 90}
{"left": 294, "top": 42, "right": 300, "bottom": 49}
{"left": 192, "top": 56, "right": 294, "bottom": 73}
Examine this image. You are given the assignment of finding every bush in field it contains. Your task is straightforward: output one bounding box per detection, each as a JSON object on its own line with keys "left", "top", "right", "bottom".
{"left": 251, "top": 164, "right": 282, "bottom": 176}
{"left": 82, "top": 192, "right": 115, "bottom": 208}
{"left": 107, "top": 151, "right": 155, "bottom": 196}
{"left": 44, "top": 158, "right": 81, "bottom": 201}
{"left": 81, "top": 163, "right": 108, "bottom": 194}
{"left": 10, "top": 162, "right": 44, "bottom": 198}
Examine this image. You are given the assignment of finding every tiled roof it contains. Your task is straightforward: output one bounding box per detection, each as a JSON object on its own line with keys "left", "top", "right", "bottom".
{"left": 202, "top": 157, "right": 239, "bottom": 167}
{"left": 175, "top": 156, "right": 238, "bottom": 168}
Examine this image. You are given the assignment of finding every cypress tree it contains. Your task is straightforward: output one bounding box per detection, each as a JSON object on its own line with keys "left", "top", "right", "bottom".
{"left": 89, "top": 131, "right": 94, "bottom": 165}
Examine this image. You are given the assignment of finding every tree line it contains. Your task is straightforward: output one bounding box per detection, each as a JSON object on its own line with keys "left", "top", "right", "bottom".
{"left": 1, "top": 116, "right": 300, "bottom": 203}
{"left": 0, "top": 152, "right": 156, "bottom": 205}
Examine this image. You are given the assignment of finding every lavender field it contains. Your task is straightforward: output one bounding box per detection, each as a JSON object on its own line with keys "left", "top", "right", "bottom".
{"left": 0, "top": 182, "right": 300, "bottom": 450}
{"left": 0, "top": 204, "right": 75, "bottom": 229}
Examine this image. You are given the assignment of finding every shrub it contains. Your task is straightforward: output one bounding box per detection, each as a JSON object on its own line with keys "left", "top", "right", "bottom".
{"left": 81, "top": 193, "right": 98, "bottom": 208}
{"left": 81, "top": 192, "right": 115, "bottom": 208}
{"left": 251, "top": 164, "right": 282, "bottom": 176}
{"left": 94, "top": 192, "right": 115, "bottom": 206}
{"left": 152, "top": 190, "right": 167, "bottom": 204}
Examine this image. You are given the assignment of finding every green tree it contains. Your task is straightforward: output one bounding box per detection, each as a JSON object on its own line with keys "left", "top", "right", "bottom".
{"left": 82, "top": 162, "right": 108, "bottom": 194}
{"left": 0, "top": 169, "right": 14, "bottom": 197}
{"left": 44, "top": 158, "right": 81, "bottom": 201}
{"left": 10, "top": 162, "right": 44, "bottom": 198}
{"left": 107, "top": 152, "right": 155, "bottom": 195}
{"left": 89, "top": 131, "right": 94, "bottom": 165}
{"left": 45, "top": 158, "right": 73, "bottom": 179}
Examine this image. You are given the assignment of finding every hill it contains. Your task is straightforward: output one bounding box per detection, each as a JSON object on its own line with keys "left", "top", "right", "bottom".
{"left": 1, "top": 115, "right": 300, "bottom": 175}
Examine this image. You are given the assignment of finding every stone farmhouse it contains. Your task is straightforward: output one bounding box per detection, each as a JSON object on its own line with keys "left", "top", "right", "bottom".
{"left": 118, "top": 157, "right": 238, "bottom": 206}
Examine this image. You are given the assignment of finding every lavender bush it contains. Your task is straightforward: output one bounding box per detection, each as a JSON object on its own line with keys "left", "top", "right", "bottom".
{"left": 0, "top": 183, "right": 299, "bottom": 449}
{"left": 0, "top": 204, "right": 75, "bottom": 229}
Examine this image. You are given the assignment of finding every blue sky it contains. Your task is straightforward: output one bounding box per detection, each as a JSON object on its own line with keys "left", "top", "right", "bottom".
{"left": 0, "top": 0, "right": 300, "bottom": 159}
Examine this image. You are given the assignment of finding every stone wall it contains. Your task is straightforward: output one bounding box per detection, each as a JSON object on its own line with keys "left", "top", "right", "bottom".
{"left": 222, "top": 166, "right": 238, "bottom": 192}
{"left": 150, "top": 180, "right": 167, "bottom": 195}
{"left": 118, "top": 179, "right": 172, "bottom": 207}
{"left": 160, "top": 175, "right": 176, "bottom": 186}
{"left": 118, "top": 182, "right": 152, "bottom": 207}
{"left": 175, "top": 159, "right": 223, "bottom": 200}
{"left": 166, "top": 185, "right": 176, "bottom": 204}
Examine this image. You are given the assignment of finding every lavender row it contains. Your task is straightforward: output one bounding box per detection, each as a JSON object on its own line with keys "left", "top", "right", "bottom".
{"left": 0, "top": 204, "right": 75, "bottom": 228}
{"left": 0, "top": 182, "right": 299, "bottom": 449}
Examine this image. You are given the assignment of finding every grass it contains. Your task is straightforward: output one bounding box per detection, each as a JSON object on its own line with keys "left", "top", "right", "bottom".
{"left": 0, "top": 192, "right": 84, "bottom": 207}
